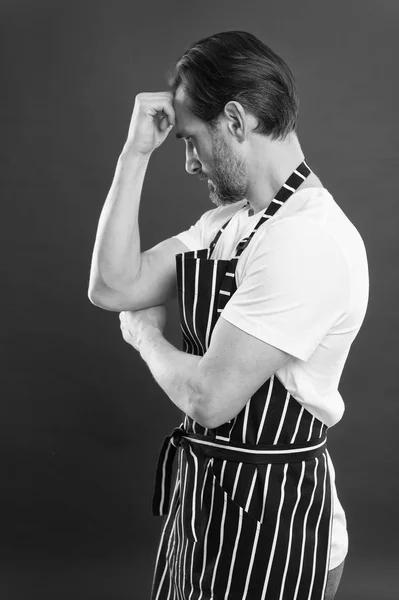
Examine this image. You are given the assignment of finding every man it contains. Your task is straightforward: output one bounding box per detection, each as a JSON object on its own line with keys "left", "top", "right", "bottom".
{"left": 88, "top": 31, "right": 369, "bottom": 600}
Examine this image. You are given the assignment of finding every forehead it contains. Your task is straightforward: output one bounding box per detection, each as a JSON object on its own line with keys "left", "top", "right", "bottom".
{"left": 173, "top": 86, "right": 206, "bottom": 137}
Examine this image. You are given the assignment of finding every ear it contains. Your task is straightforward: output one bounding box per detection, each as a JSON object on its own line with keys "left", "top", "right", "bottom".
{"left": 223, "top": 101, "right": 248, "bottom": 141}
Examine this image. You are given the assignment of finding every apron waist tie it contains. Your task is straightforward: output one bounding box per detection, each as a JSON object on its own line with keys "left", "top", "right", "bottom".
{"left": 152, "top": 425, "right": 328, "bottom": 517}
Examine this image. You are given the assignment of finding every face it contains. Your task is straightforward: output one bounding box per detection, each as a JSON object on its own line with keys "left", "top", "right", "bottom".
{"left": 206, "top": 128, "right": 248, "bottom": 207}
{"left": 173, "top": 87, "right": 248, "bottom": 208}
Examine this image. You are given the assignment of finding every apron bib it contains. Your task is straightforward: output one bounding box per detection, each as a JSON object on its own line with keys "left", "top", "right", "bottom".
{"left": 150, "top": 159, "right": 333, "bottom": 600}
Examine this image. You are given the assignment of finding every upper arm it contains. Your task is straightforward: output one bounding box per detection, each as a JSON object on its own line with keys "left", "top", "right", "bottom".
{"left": 138, "top": 237, "right": 190, "bottom": 308}
{"left": 194, "top": 316, "right": 291, "bottom": 429}
{"left": 89, "top": 237, "right": 189, "bottom": 311}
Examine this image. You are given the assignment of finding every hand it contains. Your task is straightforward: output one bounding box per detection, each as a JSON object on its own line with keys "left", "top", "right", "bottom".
{"left": 119, "top": 305, "right": 167, "bottom": 352}
{"left": 124, "top": 92, "right": 176, "bottom": 156}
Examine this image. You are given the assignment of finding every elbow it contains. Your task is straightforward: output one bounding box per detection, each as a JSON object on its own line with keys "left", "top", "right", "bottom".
{"left": 193, "top": 411, "right": 220, "bottom": 431}
{"left": 191, "top": 387, "right": 234, "bottom": 430}
{"left": 190, "top": 407, "right": 215, "bottom": 430}
{"left": 87, "top": 282, "right": 124, "bottom": 312}
{"left": 186, "top": 369, "right": 228, "bottom": 430}
{"left": 189, "top": 390, "right": 221, "bottom": 430}
{"left": 87, "top": 291, "right": 114, "bottom": 311}
{"left": 183, "top": 377, "right": 213, "bottom": 429}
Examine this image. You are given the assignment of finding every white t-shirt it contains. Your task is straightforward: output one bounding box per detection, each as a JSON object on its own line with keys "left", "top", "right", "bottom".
{"left": 172, "top": 186, "right": 369, "bottom": 569}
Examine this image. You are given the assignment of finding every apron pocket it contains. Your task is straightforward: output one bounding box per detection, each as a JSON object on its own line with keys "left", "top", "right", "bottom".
{"left": 209, "top": 460, "right": 266, "bottom": 530}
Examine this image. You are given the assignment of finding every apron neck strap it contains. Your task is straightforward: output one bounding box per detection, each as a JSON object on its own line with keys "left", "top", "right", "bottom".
{"left": 208, "top": 158, "right": 312, "bottom": 259}
{"left": 235, "top": 158, "right": 312, "bottom": 257}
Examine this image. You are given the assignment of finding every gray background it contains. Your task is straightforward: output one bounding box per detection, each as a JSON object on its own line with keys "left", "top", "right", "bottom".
{"left": 1, "top": 0, "right": 398, "bottom": 598}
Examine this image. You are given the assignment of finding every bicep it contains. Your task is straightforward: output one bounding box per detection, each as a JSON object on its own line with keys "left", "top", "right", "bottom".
{"left": 137, "top": 237, "right": 190, "bottom": 308}
{"left": 90, "top": 237, "right": 189, "bottom": 312}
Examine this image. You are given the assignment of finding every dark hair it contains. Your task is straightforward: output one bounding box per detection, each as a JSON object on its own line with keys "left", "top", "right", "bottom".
{"left": 167, "top": 31, "right": 299, "bottom": 140}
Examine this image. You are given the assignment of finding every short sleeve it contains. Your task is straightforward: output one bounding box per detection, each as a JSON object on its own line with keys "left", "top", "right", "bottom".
{"left": 220, "top": 218, "right": 350, "bottom": 361}
{"left": 171, "top": 208, "right": 215, "bottom": 251}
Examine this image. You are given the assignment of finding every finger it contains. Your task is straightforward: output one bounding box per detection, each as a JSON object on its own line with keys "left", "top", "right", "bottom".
{"left": 160, "top": 104, "right": 175, "bottom": 128}
{"left": 159, "top": 117, "right": 169, "bottom": 132}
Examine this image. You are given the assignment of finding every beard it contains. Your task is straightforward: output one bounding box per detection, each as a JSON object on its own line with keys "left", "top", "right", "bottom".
{"left": 205, "top": 131, "right": 248, "bottom": 208}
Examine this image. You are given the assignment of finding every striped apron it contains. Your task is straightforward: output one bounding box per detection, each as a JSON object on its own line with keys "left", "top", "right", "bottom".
{"left": 150, "top": 160, "right": 333, "bottom": 600}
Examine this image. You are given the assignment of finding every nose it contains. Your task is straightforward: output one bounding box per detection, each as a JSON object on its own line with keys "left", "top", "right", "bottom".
{"left": 185, "top": 142, "right": 202, "bottom": 175}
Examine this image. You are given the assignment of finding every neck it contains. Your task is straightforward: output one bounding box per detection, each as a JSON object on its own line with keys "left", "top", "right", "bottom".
{"left": 245, "top": 132, "right": 323, "bottom": 216}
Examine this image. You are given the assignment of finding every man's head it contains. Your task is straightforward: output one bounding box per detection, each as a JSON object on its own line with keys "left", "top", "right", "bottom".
{"left": 169, "top": 31, "right": 299, "bottom": 208}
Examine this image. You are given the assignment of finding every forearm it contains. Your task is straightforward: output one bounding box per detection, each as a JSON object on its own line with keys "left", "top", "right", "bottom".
{"left": 138, "top": 327, "right": 207, "bottom": 423}
{"left": 88, "top": 145, "right": 151, "bottom": 293}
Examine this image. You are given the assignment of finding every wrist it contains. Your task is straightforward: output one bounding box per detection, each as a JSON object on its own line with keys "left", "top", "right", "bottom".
{"left": 120, "top": 142, "right": 152, "bottom": 164}
{"left": 138, "top": 325, "right": 163, "bottom": 360}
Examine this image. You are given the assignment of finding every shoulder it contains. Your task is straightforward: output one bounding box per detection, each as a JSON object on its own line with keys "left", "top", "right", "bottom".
{"left": 250, "top": 213, "right": 338, "bottom": 252}
{"left": 202, "top": 201, "right": 247, "bottom": 227}
{"left": 196, "top": 201, "right": 247, "bottom": 244}
{"left": 237, "top": 212, "right": 350, "bottom": 285}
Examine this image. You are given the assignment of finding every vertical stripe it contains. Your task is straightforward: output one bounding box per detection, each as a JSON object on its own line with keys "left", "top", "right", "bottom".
{"left": 273, "top": 391, "right": 291, "bottom": 443}
{"left": 220, "top": 460, "right": 227, "bottom": 485}
{"left": 177, "top": 460, "right": 189, "bottom": 598}
{"left": 231, "top": 462, "right": 243, "bottom": 500}
{"left": 320, "top": 451, "right": 335, "bottom": 598}
{"left": 290, "top": 406, "right": 304, "bottom": 443}
{"left": 198, "top": 472, "right": 217, "bottom": 600}
{"left": 244, "top": 468, "right": 258, "bottom": 512}
{"left": 242, "top": 397, "right": 251, "bottom": 442}
{"left": 187, "top": 446, "right": 199, "bottom": 542}
{"left": 278, "top": 461, "right": 306, "bottom": 599}
{"left": 191, "top": 258, "right": 205, "bottom": 356}
{"left": 187, "top": 542, "right": 196, "bottom": 600}
{"left": 229, "top": 415, "right": 238, "bottom": 440}
{"left": 165, "top": 566, "right": 173, "bottom": 600}
{"left": 152, "top": 476, "right": 180, "bottom": 600}
{"left": 180, "top": 254, "right": 198, "bottom": 354}
{"left": 163, "top": 519, "right": 177, "bottom": 600}
{"left": 223, "top": 504, "right": 244, "bottom": 600}
{"left": 256, "top": 376, "right": 275, "bottom": 443}
{"left": 173, "top": 502, "right": 182, "bottom": 599}
{"left": 188, "top": 457, "right": 213, "bottom": 600}
{"left": 307, "top": 415, "right": 315, "bottom": 441}
{"left": 168, "top": 524, "right": 177, "bottom": 581}
{"left": 307, "top": 453, "right": 328, "bottom": 599}
{"left": 180, "top": 537, "right": 189, "bottom": 599}
{"left": 259, "top": 463, "right": 272, "bottom": 524}
{"left": 241, "top": 521, "right": 262, "bottom": 600}
{"left": 209, "top": 480, "right": 229, "bottom": 597}
{"left": 204, "top": 260, "right": 219, "bottom": 351}
{"left": 292, "top": 458, "right": 319, "bottom": 600}
{"left": 260, "top": 463, "right": 289, "bottom": 599}
{"left": 200, "top": 458, "right": 212, "bottom": 510}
